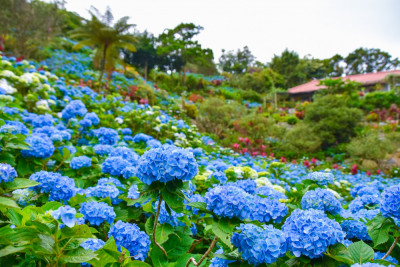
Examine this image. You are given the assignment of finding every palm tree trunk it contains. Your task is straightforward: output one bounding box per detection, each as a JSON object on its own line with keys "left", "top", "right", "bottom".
{"left": 99, "top": 44, "right": 108, "bottom": 87}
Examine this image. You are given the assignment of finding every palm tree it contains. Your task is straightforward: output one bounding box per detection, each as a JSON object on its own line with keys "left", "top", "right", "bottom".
{"left": 70, "top": 7, "right": 137, "bottom": 85}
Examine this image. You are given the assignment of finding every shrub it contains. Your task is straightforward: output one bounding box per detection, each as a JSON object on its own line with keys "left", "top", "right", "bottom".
{"left": 304, "top": 95, "right": 363, "bottom": 148}
{"left": 278, "top": 123, "right": 321, "bottom": 157}
{"left": 360, "top": 91, "right": 400, "bottom": 111}
{"left": 196, "top": 97, "right": 245, "bottom": 138}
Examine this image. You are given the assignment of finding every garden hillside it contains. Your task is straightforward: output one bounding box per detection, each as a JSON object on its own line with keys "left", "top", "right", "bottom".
{"left": 0, "top": 1, "right": 400, "bottom": 267}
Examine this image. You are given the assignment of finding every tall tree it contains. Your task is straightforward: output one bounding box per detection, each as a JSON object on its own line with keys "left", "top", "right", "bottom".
{"left": 269, "top": 49, "right": 306, "bottom": 88}
{"left": 70, "top": 7, "right": 137, "bottom": 84}
{"left": 219, "top": 46, "right": 255, "bottom": 74}
{"left": 345, "top": 48, "right": 400, "bottom": 75}
{"left": 123, "top": 31, "right": 158, "bottom": 79}
{"left": 157, "top": 23, "right": 214, "bottom": 77}
{"left": 323, "top": 54, "right": 344, "bottom": 77}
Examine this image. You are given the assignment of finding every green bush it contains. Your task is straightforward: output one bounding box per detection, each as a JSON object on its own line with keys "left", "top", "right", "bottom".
{"left": 360, "top": 91, "right": 400, "bottom": 110}
{"left": 196, "top": 97, "right": 245, "bottom": 138}
{"left": 240, "top": 89, "right": 263, "bottom": 102}
{"left": 286, "top": 115, "right": 299, "bottom": 125}
{"left": 234, "top": 112, "right": 283, "bottom": 141}
{"left": 278, "top": 123, "right": 322, "bottom": 157}
{"left": 304, "top": 95, "right": 363, "bottom": 148}
{"left": 346, "top": 130, "right": 394, "bottom": 161}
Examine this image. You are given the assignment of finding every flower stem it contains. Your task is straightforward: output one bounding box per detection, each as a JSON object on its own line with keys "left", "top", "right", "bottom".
{"left": 382, "top": 236, "right": 399, "bottom": 260}
{"left": 153, "top": 194, "right": 168, "bottom": 257}
{"left": 186, "top": 236, "right": 218, "bottom": 267}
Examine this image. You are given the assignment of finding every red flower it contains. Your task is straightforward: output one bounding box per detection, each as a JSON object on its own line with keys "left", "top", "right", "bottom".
{"left": 351, "top": 164, "right": 358, "bottom": 175}
{"left": 332, "top": 164, "right": 338, "bottom": 169}
{"left": 304, "top": 160, "right": 310, "bottom": 168}
{"left": 311, "top": 158, "right": 317, "bottom": 164}
{"left": 292, "top": 159, "right": 297, "bottom": 164}
{"left": 366, "top": 171, "right": 371, "bottom": 176}
{"left": 280, "top": 157, "right": 286, "bottom": 163}
{"left": 233, "top": 143, "right": 240, "bottom": 149}
{"left": 377, "top": 169, "right": 381, "bottom": 175}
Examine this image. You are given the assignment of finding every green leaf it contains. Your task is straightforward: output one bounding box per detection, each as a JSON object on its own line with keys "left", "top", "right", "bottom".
{"left": 155, "top": 223, "right": 174, "bottom": 244}
{"left": 88, "top": 237, "right": 121, "bottom": 266}
{"left": 218, "top": 217, "right": 240, "bottom": 234}
{"left": 150, "top": 245, "right": 168, "bottom": 267}
{"left": 124, "top": 261, "right": 153, "bottom": 267}
{"left": 59, "top": 247, "right": 97, "bottom": 263}
{"left": 5, "top": 178, "right": 39, "bottom": 191}
{"left": 6, "top": 209, "right": 23, "bottom": 225}
{"left": 0, "top": 196, "right": 19, "bottom": 209}
{"left": 348, "top": 241, "right": 374, "bottom": 264}
{"left": 324, "top": 243, "right": 354, "bottom": 265}
{"left": 0, "top": 245, "right": 26, "bottom": 257}
{"left": 161, "top": 188, "right": 183, "bottom": 212}
{"left": 41, "top": 202, "right": 63, "bottom": 212}
{"left": 186, "top": 201, "right": 212, "bottom": 214}
{"left": 212, "top": 221, "right": 232, "bottom": 249}
{"left": 367, "top": 215, "right": 394, "bottom": 247}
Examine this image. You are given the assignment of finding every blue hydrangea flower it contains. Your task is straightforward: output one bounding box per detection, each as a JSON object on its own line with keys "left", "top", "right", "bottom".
{"left": 62, "top": 100, "right": 87, "bottom": 120}
{"left": 51, "top": 205, "right": 77, "bottom": 228}
{"left": 97, "top": 177, "right": 124, "bottom": 188}
{"left": 210, "top": 248, "right": 235, "bottom": 267}
{"left": 231, "top": 224, "right": 287, "bottom": 265}
{"left": 255, "top": 186, "right": 287, "bottom": 200}
{"left": 81, "top": 238, "right": 105, "bottom": 251}
{"left": 122, "top": 166, "right": 137, "bottom": 179}
{"left": 22, "top": 134, "right": 55, "bottom": 158}
{"left": 226, "top": 179, "right": 257, "bottom": 194}
{"left": 94, "top": 144, "right": 113, "bottom": 156}
{"left": 136, "top": 144, "right": 198, "bottom": 185}
{"left": 70, "top": 156, "right": 92, "bottom": 170}
{"left": 123, "top": 136, "right": 134, "bottom": 142}
{"left": 282, "top": 209, "right": 345, "bottom": 259}
{"left": 301, "top": 188, "right": 342, "bottom": 215}
{"left": 85, "top": 184, "right": 121, "bottom": 204}
{"left": 306, "top": 172, "right": 334, "bottom": 186}
{"left": 146, "top": 138, "right": 162, "bottom": 148}
{"left": 250, "top": 196, "right": 288, "bottom": 223}
{"left": 84, "top": 112, "right": 100, "bottom": 126}
{"left": 79, "top": 119, "right": 92, "bottom": 128}
{"left": 351, "top": 264, "right": 388, "bottom": 267}
{"left": 0, "top": 163, "right": 17, "bottom": 183}
{"left": 374, "top": 251, "right": 398, "bottom": 264}
{"left": 108, "top": 220, "right": 150, "bottom": 261}
{"left": 210, "top": 171, "right": 228, "bottom": 184}
{"left": 121, "top": 128, "right": 132, "bottom": 135}
{"left": 0, "top": 121, "right": 29, "bottom": 135}
{"left": 340, "top": 220, "right": 371, "bottom": 241}
{"left": 79, "top": 201, "right": 116, "bottom": 226}
{"left": 109, "top": 147, "right": 139, "bottom": 164}
{"left": 349, "top": 195, "right": 380, "bottom": 213}
{"left": 127, "top": 185, "right": 139, "bottom": 199}
{"left": 132, "top": 133, "right": 152, "bottom": 143}
{"left": 204, "top": 186, "right": 253, "bottom": 220}
{"left": 102, "top": 156, "right": 132, "bottom": 177}
{"left": 29, "top": 171, "right": 75, "bottom": 202}
{"left": 380, "top": 185, "right": 400, "bottom": 219}
{"left": 12, "top": 188, "right": 32, "bottom": 206}
{"left": 59, "top": 145, "right": 77, "bottom": 155}
{"left": 157, "top": 200, "right": 185, "bottom": 227}
{"left": 92, "top": 127, "right": 120, "bottom": 145}
{"left": 31, "top": 114, "right": 54, "bottom": 128}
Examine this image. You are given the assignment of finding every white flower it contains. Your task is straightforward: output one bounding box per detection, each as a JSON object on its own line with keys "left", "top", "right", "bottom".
{"left": 0, "top": 79, "right": 17, "bottom": 94}
{"left": 255, "top": 177, "right": 272, "bottom": 187}
{"left": 0, "top": 95, "right": 14, "bottom": 102}
{"left": 36, "top": 100, "right": 50, "bottom": 110}
{"left": 145, "top": 110, "right": 154, "bottom": 115}
{"left": 115, "top": 117, "right": 123, "bottom": 124}
{"left": 20, "top": 73, "right": 39, "bottom": 84}
{"left": 0, "top": 70, "right": 16, "bottom": 78}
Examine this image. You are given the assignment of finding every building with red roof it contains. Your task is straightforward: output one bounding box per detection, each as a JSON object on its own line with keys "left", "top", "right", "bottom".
{"left": 288, "top": 69, "right": 400, "bottom": 101}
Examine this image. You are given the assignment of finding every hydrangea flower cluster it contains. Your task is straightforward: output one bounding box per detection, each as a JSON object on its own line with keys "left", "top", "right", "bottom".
{"left": 255, "top": 186, "right": 287, "bottom": 200}
{"left": 108, "top": 220, "right": 150, "bottom": 261}
{"left": 29, "top": 171, "right": 75, "bottom": 202}
{"left": 127, "top": 184, "right": 140, "bottom": 199}
{"left": 226, "top": 179, "right": 257, "bottom": 194}
{"left": 231, "top": 224, "right": 287, "bottom": 265}
{"left": 210, "top": 248, "right": 235, "bottom": 267}
{"left": 0, "top": 121, "right": 29, "bottom": 135}
{"left": 70, "top": 156, "right": 92, "bottom": 170}
{"left": 205, "top": 185, "right": 287, "bottom": 223}
{"left": 136, "top": 144, "right": 198, "bottom": 185}
{"left": 351, "top": 264, "right": 388, "bottom": 267}
{"left": 157, "top": 201, "right": 185, "bottom": 227}
{"left": 94, "top": 144, "right": 113, "bottom": 155}
{"left": 185, "top": 194, "right": 205, "bottom": 215}
{"left": 101, "top": 157, "right": 132, "bottom": 177}
{"left": 0, "top": 163, "right": 17, "bottom": 183}
{"left": 349, "top": 195, "right": 380, "bottom": 213}
{"left": 81, "top": 238, "right": 105, "bottom": 251}
{"left": 132, "top": 133, "right": 152, "bottom": 143}
{"left": 306, "top": 172, "right": 334, "bottom": 186}
{"left": 210, "top": 171, "right": 228, "bottom": 184}
{"left": 51, "top": 205, "right": 77, "bottom": 228}
{"left": 79, "top": 201, "right": 116, "bottom": 226}
{"left": 380, "top": 185, "right": 400, "bottom": 219}
{"left": 340, "top": 220, "right": 371, "bottom": 241}
{"left": 282, "top": 209, "right": 345, "bottom": 258}
{"left": 61, "top": 100, "right": 87, "bottom": 120}
{"left": 92, "top": 127, "right": 120, "bottom": 145}
{"left": 31, "top": 114, "right": 54, "bottom": 128}
{"left": 109, "top": 147, "right": 139, "bottom": 164}
{"left": 22, "top": 134, "right": 55, "bottom": 158}
{"left": 85, "top": 184, "right": 121, "bottom": 204}
{"left": 121, "top": 128, "right": 132, "bottom": 135}
{"left": 301, "top": 188, "right": 342, "bottom": 215}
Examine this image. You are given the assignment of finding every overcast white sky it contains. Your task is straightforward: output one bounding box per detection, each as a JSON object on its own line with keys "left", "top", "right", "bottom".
{"left": 60, "top": 0, "right": 400, "bottom": 63}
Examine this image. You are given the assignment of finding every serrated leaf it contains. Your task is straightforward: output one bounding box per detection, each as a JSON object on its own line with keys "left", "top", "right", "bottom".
{"left": 59, "top": 247, "right": 97, "bottom": 263}
{"left": 324, "top": 243, "right": 354, "bottom": 265}
{"left": 348, "top": 241, "right": 374, "bottom": 264}
{"left": 156, "top": 223, "right": 174, "bottom": 244}
{"left": 5, "top": 178, "right": 39, "bottom": 191}
{"left": 212, "top": 222, "right": 232, "bottom": 249}
{"left": 367, "top": 215, "right": 394, "bottom": 247}
{"left": 0, "top": 196, "right": 19, "bottom": 209}
{"left": 0, "top": 245, "right": 26, "bottom": 257}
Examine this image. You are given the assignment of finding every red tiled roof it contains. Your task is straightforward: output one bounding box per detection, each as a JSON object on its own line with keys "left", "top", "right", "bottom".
{"left": 289, "top": 69, "right": 400, "bottom": 94}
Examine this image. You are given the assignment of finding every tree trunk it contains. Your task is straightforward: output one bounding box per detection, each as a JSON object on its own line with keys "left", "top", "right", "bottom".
{"left": 99, "top": 44, "right": 108, "bottom": 87}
